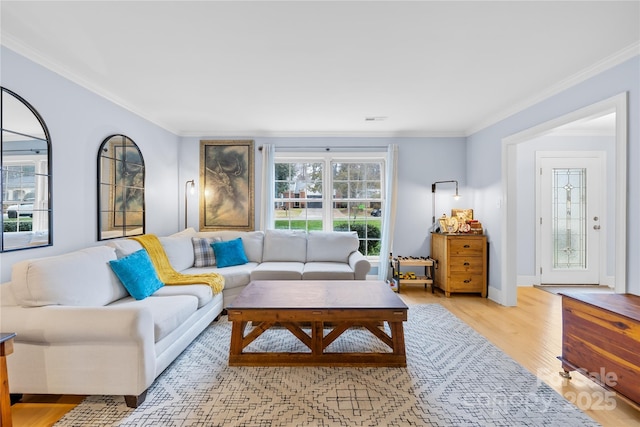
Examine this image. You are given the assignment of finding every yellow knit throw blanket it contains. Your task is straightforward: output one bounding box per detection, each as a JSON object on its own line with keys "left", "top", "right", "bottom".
{"left": 131, "top": 234, "right": 225, "bottom": 295}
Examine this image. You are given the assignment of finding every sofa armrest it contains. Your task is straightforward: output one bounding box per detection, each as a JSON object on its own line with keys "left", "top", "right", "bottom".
{"left": 0, "top": 304, "right": 153, "bottom": 344}
{"left": 348, "top": 251, "right": 371, "bottom": 280}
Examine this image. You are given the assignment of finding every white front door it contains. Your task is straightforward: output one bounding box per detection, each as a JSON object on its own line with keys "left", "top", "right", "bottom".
{"left": 537, "top": 153, "right": 604, "bottom": 284}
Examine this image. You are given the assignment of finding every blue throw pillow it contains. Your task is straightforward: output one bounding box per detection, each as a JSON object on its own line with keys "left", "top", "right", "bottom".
{"left": 212, "top": 238, "right": 248, "bottom": 268}
{"left": 109, "top": 249, "right": 164, "bottom": 300}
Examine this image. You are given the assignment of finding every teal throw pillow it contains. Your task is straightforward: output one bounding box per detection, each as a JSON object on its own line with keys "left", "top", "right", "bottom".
{"left": 109, "top": 249, "right": 164, "bottom": 300}
{"left": 212, "top": 238, "right": 248, "bottom": 268}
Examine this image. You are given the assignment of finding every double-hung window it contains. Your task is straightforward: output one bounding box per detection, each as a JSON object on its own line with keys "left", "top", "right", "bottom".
{"left": 273, "top": 151, "right": 385, "bottom": 258}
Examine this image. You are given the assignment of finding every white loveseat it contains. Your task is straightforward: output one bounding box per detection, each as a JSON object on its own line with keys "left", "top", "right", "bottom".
{"left": 0, "top": 228, "right": 370, "bottom": 407}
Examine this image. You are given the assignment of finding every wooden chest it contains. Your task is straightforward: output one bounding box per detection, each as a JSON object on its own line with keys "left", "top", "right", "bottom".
{"left": 430, "top": 233, "right": 487, "bottom": 297}
{"left": 559, "top": 293, "right": 640, "bottom": 406}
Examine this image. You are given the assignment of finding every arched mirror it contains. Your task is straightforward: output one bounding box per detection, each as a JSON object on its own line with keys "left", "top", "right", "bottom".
{"left": 1, "top": 87, "right": 52, "bottom": 251}
{"left": 97, "top": 134, "right": 145, "bottom": 240}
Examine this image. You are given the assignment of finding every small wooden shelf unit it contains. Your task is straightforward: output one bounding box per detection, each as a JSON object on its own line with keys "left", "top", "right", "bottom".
{"left": 390, "top": 256, "right": 433, "bottom": 293}
{"left": 430, "top": 233, "right": 487, "bottom": 297}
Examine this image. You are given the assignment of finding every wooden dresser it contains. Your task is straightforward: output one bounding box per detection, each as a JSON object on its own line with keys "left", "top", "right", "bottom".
{"left": 430, "top": 233, "right": 487, "bottom": 297}
{"left": 559, "top": 293, "right": 640, "bottom": 406}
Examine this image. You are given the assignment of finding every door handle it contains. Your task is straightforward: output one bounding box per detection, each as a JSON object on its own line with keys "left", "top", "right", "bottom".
{"left": 593, "top": 225, "right": 601, "bottom": 230}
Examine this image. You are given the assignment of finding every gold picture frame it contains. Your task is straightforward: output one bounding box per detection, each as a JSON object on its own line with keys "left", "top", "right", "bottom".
{"left": 199, "top": 140, "right": 254, "bottom": 231}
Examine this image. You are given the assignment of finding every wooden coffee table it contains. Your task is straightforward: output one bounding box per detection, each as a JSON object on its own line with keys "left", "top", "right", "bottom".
{"left": 227, "top": 280, "right": 408, "bottom": 367}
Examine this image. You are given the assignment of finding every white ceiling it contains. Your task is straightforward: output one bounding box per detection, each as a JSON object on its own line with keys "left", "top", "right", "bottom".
{"left": 1, "top": 1, "right": 639, "bottom": 137}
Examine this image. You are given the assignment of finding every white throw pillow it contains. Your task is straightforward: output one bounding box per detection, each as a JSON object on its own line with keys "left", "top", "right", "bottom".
{"left": 105, "top": 239, "right": 143, "bottom": 258}
{"left": 159, "top": 235, "right": 196, "bottom": 271}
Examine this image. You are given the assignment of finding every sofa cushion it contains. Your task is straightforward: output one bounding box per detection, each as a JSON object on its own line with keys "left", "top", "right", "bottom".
{"left": 191, "top": 237, "right": 221, "bottom": 267}
{"left": 106, "top": 239, "right": 143, "bottom": 259}
{"left": 251, "top": 262, "right": 304, "bottom": 281}
{"left": 109, "top": 249, "right": 164, "bottom": 300}
{"left": 213, "top": 238, "right": 249, "bottom": 268}
{"left": 303, "top": 262, "right": 355, "bottom": 280}
{"left": 159, "top": 234, "right": 195, "bottom": 271}
{"left": 307, "top": 231, "right": 359, "bottom": 263}
{"left": 10, "top": 246, "right": 127, "bottom": 307}
{"left": 152, "top": 284, "right": 212, "bottom": 308}
{"left": 183, "top": 263, "right": 257, "bottom": 291}
{"left": 262, "top": 229, "right": 307, "bottom": 262}
{"left": 110, "top": 294, "right": 198, "bottom": 342}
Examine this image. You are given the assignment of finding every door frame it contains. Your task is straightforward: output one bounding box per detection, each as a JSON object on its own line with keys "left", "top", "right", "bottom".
{"left": 500, "top": 93, "right": 627, "bottom": 306}
{"left": 535, "top": 151, "right": 606, "bottom": 286}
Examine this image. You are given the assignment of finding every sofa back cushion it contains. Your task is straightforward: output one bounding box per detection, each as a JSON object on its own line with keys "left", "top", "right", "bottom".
{"left": 159, "top": 235, "right": 195, "bottom": 271}
{"left": 10, "top": 246, "right": 128, "bottom": 307}
{"left": 105, "top": 238, "right": 143, "bottom": 258}
{"left": 196, "top": 230, "right": 264, "bottom": 263}
{"left": 262, "top": 229, "right": 307, "bottom": 262}
{"left": 307, "top": 231, "right": 360, "bottom": 263}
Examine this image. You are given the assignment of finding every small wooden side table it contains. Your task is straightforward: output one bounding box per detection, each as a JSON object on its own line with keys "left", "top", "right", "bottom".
{"left": 0, "top": 332, "right": 16, "bottom": 427}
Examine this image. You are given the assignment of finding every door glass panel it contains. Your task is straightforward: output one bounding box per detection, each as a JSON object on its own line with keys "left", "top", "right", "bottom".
{"left": 552, "top": 168, "right": 586, "bottom": 269}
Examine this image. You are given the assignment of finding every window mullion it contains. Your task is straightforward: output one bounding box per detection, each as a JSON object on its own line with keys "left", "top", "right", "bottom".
{"left": 323, "top": 157, "right": 332, "bottom": 231}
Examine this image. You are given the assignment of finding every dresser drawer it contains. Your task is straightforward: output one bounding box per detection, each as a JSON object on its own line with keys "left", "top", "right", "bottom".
{"left": 449, "top": 256, "right": 483, "bottom": 272}
{"left": 448, "top": 239, "right": 484, "bottom": 256}
{"left": 448, "top": 273, "right": 485, "bottom": 292}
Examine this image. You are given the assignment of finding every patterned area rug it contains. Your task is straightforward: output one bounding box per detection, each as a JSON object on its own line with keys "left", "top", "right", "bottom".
{"left": 55, "top": 304, "right": 599, "bottom": 427}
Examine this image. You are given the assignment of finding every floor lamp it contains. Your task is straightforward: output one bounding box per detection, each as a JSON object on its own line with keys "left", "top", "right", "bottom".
{"left": 431, "top": 180, "right": 460, "bottom": 232}
{"left": 184, "top": 179, "right": 195, "bottom": 229}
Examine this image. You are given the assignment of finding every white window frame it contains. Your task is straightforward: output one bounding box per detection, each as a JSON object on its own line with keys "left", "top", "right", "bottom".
{"left": 274, "top": 151, "right": 387, "bottom": 259}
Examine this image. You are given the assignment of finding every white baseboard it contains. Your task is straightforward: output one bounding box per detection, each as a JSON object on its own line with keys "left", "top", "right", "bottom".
{"left": 487, "top": 286, "right": 504, "bottom": 305}
{"left": 517, "top": 275, "right": 538, "bottom": 287}
{"left": 517, "top": 275, "right": 617, "bottom": 289}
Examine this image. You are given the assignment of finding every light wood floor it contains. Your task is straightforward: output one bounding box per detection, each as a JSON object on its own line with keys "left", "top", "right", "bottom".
{"left": 10, "top": 286, "right": 640, "bottom": 427}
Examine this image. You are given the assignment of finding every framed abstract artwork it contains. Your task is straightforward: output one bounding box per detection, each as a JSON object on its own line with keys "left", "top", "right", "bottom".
{"left": 199, "top": 140, "right": 254, "bottom": 231}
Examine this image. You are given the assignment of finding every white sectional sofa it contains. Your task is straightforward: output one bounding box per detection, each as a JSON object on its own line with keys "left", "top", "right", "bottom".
{"left": 0, "top": 228, "right": 370, "bottom": 407}
{"left": 109, "top": 228, "right": 371, "bottom": 307}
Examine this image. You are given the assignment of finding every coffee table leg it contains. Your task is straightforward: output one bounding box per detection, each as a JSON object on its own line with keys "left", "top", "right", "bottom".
{"left": 312, "top": 321, "right": 324, "bottom": 355}
{"left": 230, "top": 320, "right": 247, "bottom": 356}
{"left": 389, "top": 321, "right": 406, "bottom": 357}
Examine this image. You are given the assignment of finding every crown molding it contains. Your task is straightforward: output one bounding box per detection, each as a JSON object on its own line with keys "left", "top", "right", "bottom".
{"left": 465, "top": 41, "right": 640, "bottom": 136}
{"left": 1, "top": 35, "right": 180, "bottom": 136}
{"left": 177, "top": 130, "right": 467, "bottom": 138}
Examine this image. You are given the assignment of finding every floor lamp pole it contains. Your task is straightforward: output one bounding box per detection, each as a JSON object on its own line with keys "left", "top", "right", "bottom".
{"left": 185, "top": 179, "right": 195, "bottom": 229}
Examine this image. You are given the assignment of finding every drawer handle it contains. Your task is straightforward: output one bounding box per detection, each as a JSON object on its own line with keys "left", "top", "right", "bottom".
{"left": 463, "top": 262, "right": 470, "bottom": 266}
{"left": 464, "top": 279, "right": 471, "bottom": 283}
{"left": 463, "top": 244, "right": 471, "bottom": 248}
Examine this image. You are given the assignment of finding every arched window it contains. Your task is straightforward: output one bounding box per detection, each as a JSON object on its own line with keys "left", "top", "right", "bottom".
{"left": 1, "top": 87, "right": 52, "bottom": 251}
{"left": 97, "top": 134, "right": 145, "bottom": 240}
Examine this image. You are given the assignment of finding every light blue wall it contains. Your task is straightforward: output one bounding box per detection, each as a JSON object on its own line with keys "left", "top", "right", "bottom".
{"left": 179, "top": 136, "right": 467, "bottom": 261}
{"left": 468, "top": 56, "right": 640, "bottom": 297}
{"left": 0, "top": 46, "right": 181, "bottom": 282}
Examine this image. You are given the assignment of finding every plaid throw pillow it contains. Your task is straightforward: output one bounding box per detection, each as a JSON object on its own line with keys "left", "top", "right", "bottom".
{"left": 191, "top": 237, "right": 221, "bottom": 267}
